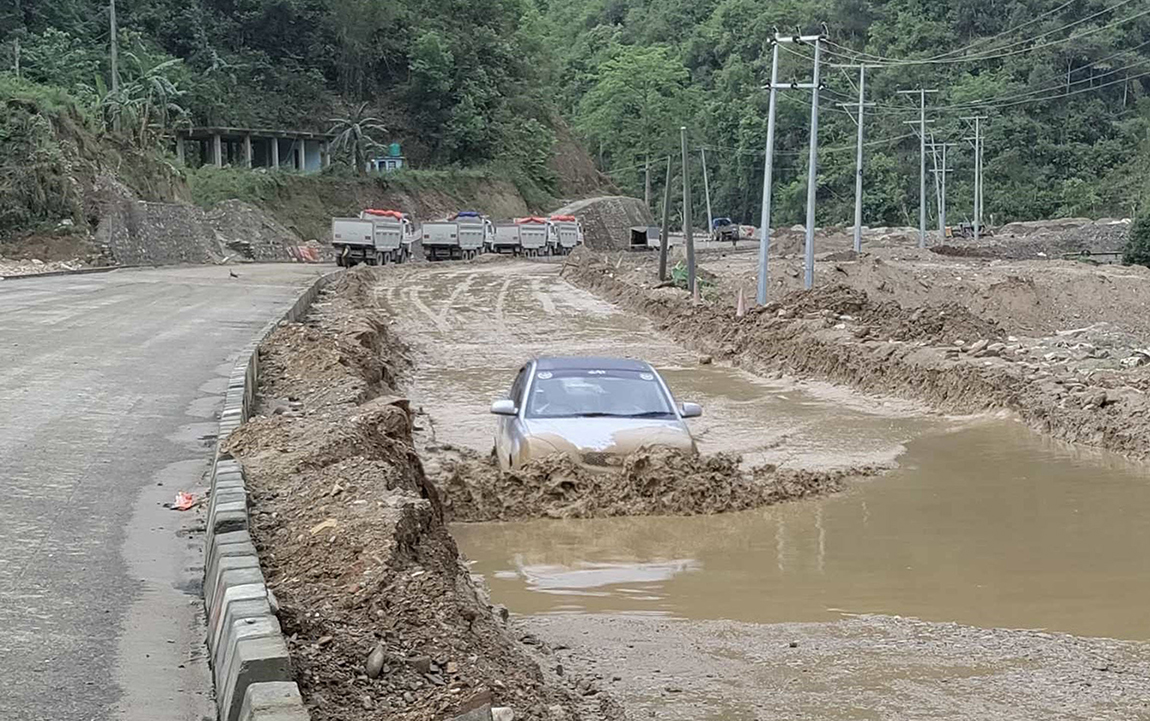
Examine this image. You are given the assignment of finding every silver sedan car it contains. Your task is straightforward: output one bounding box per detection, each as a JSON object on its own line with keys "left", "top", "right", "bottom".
{"left": 490, "top": 356, "right": 702, "bottom": 471}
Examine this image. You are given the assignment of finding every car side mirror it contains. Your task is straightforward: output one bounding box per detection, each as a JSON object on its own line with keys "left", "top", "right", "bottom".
{"left": 491, "top": 399, "right": 519, "bottom": 417}
{"left": 680, "top": 402, "right": 703, "bottom": 419}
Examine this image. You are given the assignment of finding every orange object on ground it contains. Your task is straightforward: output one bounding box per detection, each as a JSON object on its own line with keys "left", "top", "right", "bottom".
{"left": 173, "top": 492, "right": 196, "bottom": 511}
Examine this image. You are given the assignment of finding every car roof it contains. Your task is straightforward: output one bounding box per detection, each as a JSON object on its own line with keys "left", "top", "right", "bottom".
{"left": 533, "top": 356, "right": 653, "bottom": 372}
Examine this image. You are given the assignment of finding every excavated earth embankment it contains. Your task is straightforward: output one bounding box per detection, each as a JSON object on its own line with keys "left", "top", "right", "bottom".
{"left": 563, "top": 250, "right": 1150, "bottom": 460}
{"left": 224, "top": 272, "right": 621, "bottom": 721}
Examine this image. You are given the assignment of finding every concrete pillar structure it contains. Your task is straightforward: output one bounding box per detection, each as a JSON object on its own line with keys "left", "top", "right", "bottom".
{"left": 322, "top": 141, "right": 331, "bottom": 167}
{"left": 176, "top": 138, "right": 185, "bottom": 165}
{"left": 296, "top": 141, "right": 305, "bottom": 171}
{"left": 271, "top": 138, "right": 280, "bottom": 169}
{"left": 212, "top": 134, "right": 223, "bottom": 167}
{"left": 244, "top": 135, "right": 253, "bottom": 169}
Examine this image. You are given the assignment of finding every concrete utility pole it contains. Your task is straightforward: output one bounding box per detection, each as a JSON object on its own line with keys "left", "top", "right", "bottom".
{"left": 681, "top": 126, "right": 696, "bottom": 295}
{"left": 961, "top": 116, "right": 988, "bottom": 241}
{"left": 899, "top": 88, "right": 938, "bottom": 248}
{"left": 659, "top": 156, "right": 672, "bottom": 282}
{"left": 929, "top": 142, "right": 955, "bottom": 239}
{"left": 761, "top": 33, "right": 824, "bottom": 294}
{"left": 757, "top": 41, "right": 781, "bottom": 305}
{"left": 110, "top": 0, "right": 119, "bottom": 94}
{"left": 700, "top": 147, "right": 714, "bottom": 241}
{"left": 802, "top": 36, "right": 822, "bottom": 290}
{"left": 976, "top": 118, "right": 986, "bottom": 239}
{"left": 928, "top": 130, "right": 942, "bottom": 235}
{"left": 645, "top": 156, "right": 652, "bottom": 210}
{"left": 835, "top": 64, "right": 875, "bottom": 254}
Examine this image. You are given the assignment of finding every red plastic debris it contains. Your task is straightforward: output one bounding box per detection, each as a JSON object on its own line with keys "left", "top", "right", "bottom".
{"left": 173, "top": 492, "right": 196, "bottom": 511}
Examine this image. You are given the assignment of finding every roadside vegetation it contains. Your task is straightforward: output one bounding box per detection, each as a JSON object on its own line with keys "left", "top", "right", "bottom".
{"left": 4, "top": 1, "right": 1150, "bottom": 241}
{"left": 542, "top": 0, "right": 1150, "bottom": 226}
{"left": 1124, "top": 213, "right": 1150, "bottom": 267}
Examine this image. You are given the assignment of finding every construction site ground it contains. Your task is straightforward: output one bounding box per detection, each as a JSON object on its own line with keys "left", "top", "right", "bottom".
{"left": 230, "top": 238, "right": 1150, "bottom": 720}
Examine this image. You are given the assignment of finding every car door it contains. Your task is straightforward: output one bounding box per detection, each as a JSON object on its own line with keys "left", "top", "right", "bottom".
{"left": 497, "top": 363, "right": 530, "bottom": 469}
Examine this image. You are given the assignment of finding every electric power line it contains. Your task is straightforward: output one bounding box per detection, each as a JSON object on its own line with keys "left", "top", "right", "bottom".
{"left": 816, "top": 2, "right": 1150, "bottom": 68}
{"left": 820, "top": 0, "right": 1082, "bottom": 65}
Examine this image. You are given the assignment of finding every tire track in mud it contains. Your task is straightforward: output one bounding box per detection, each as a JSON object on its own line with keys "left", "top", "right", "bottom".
{"left": 436, "top": 271, "right": 477, "bottom": 327}
{"left": 404, "top": 284, "right": 451, "bottom": 332}
{"left": 493, "top": 276, "right": 514, "bottom": 334}
{"left": 530, "top": 277, "right": 557, "bottom": 315}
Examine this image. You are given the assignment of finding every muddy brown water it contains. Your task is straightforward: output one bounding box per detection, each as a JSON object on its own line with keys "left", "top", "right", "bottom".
{"left": 458, "top": 421, "right": 1150, "bottom": 640}
{"left": 377, "top": 261, "right": 1150, "bottom": 642}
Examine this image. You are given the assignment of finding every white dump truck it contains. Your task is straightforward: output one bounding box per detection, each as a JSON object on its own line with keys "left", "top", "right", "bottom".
{"left": 516, "top": 217, "right": 551, "bottom": 257}
{"left": 548, "top": 214, "right": 584, "bottom": 255}
{"left": 331, "top": 209, "right": 415, "bottom": 267}
{"left": 490, "top": 224, "right": 524, "bottom": 255}
{"left": 487, "top": 217, "right": 550, "bottom": 256}
{"left": 421, "top": 211, "right": 493, "bottom": 261}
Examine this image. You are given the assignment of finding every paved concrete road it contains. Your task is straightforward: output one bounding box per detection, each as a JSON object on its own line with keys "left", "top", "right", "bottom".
{"left": 0, "top": 265, "right": 330, "bottom": 721}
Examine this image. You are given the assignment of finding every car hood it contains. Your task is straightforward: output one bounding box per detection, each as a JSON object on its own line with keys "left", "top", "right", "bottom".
{"left": 523, "top": 417, "right": 695, "bottom": 456}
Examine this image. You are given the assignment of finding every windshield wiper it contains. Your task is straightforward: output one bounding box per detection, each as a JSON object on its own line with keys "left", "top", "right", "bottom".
{"left": 574, "top": 411, "right": 674, "bottom": 418}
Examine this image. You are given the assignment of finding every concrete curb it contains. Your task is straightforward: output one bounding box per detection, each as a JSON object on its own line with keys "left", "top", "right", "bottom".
{"left": 204, "top": 269, "right": 343, "bottom": 721}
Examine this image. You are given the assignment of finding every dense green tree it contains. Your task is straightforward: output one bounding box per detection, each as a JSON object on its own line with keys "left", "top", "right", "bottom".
{"left": 1124, "top": 213, "right": 1150, "bottom": 267}
{"left": 576, "top": 45, "right": 694, "bottom": 171}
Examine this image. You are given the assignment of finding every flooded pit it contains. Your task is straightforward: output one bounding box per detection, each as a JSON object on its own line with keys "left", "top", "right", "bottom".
{"left": 376, "top": 261, "right": 1150, "bottom": 642}
{"left": 458, "top": 420, "right": 1150, "bottom": 641}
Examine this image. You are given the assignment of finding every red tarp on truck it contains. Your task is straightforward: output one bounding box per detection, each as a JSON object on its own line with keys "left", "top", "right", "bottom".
{"left": 363, "top": 209, "right": 405, "bottom": 219}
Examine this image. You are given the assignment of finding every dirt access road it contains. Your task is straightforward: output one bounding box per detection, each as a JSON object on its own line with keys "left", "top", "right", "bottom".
{"left": 369, "top": 259, "right": 1150, "bottom": 720}
{"left": 0, "top": 264, "right": 326, "bottom": 721}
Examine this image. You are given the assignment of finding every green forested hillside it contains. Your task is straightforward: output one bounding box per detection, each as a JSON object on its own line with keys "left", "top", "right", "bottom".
{"left": 3, "top": 0, "right": 1150, "bottom": 231}
{"left": 540, "top": 0, "right": 1150, "bottom": 226}
{"left": 0, "top": 0, "right": 561, "bottom": 204}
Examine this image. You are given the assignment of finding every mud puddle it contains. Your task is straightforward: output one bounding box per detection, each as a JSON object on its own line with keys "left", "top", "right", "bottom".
{"left": 458, "top": 420, "right": 1150, "bottom": 641}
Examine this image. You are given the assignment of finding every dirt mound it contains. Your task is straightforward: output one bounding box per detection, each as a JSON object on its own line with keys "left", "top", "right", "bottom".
{"left": 551, "top": 196, "right": 654, "bottom": 250}
{"left": 225, "top": 272, "right": 618, "bottom": 721}
{"left": 763, "top": 283, "right": 1003, "bottom": 345}
{"left": 565, "top": 251, "right": 1150, "bottom": 461}
{"left": 932, "top": 221, "right": 1128, "bottom": 261}
{"left": 430, "top": 445, "right": 870, "bottom": 522}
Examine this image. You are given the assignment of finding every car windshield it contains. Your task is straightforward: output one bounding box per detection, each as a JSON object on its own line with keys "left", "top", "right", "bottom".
{"left": 525, "top": 369, "right": 675, "bottom": 419}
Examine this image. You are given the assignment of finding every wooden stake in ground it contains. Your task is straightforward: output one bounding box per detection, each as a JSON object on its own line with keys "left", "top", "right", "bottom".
{"left": 736, "top": 287, "right": 746, "bottom": 318}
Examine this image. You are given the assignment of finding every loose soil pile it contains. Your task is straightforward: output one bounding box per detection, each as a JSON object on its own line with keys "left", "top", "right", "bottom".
{"left": 225, "top": 270, "right": 620, "bottom": 721}
{"left": 429, "top": 445, "right": 872, "bottom": 523}
{"left": 565, "top": 251, "right": 1150, "bottom": 460}
{"left": 932, "top": 220, "right": 1129, "bottom": 260}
